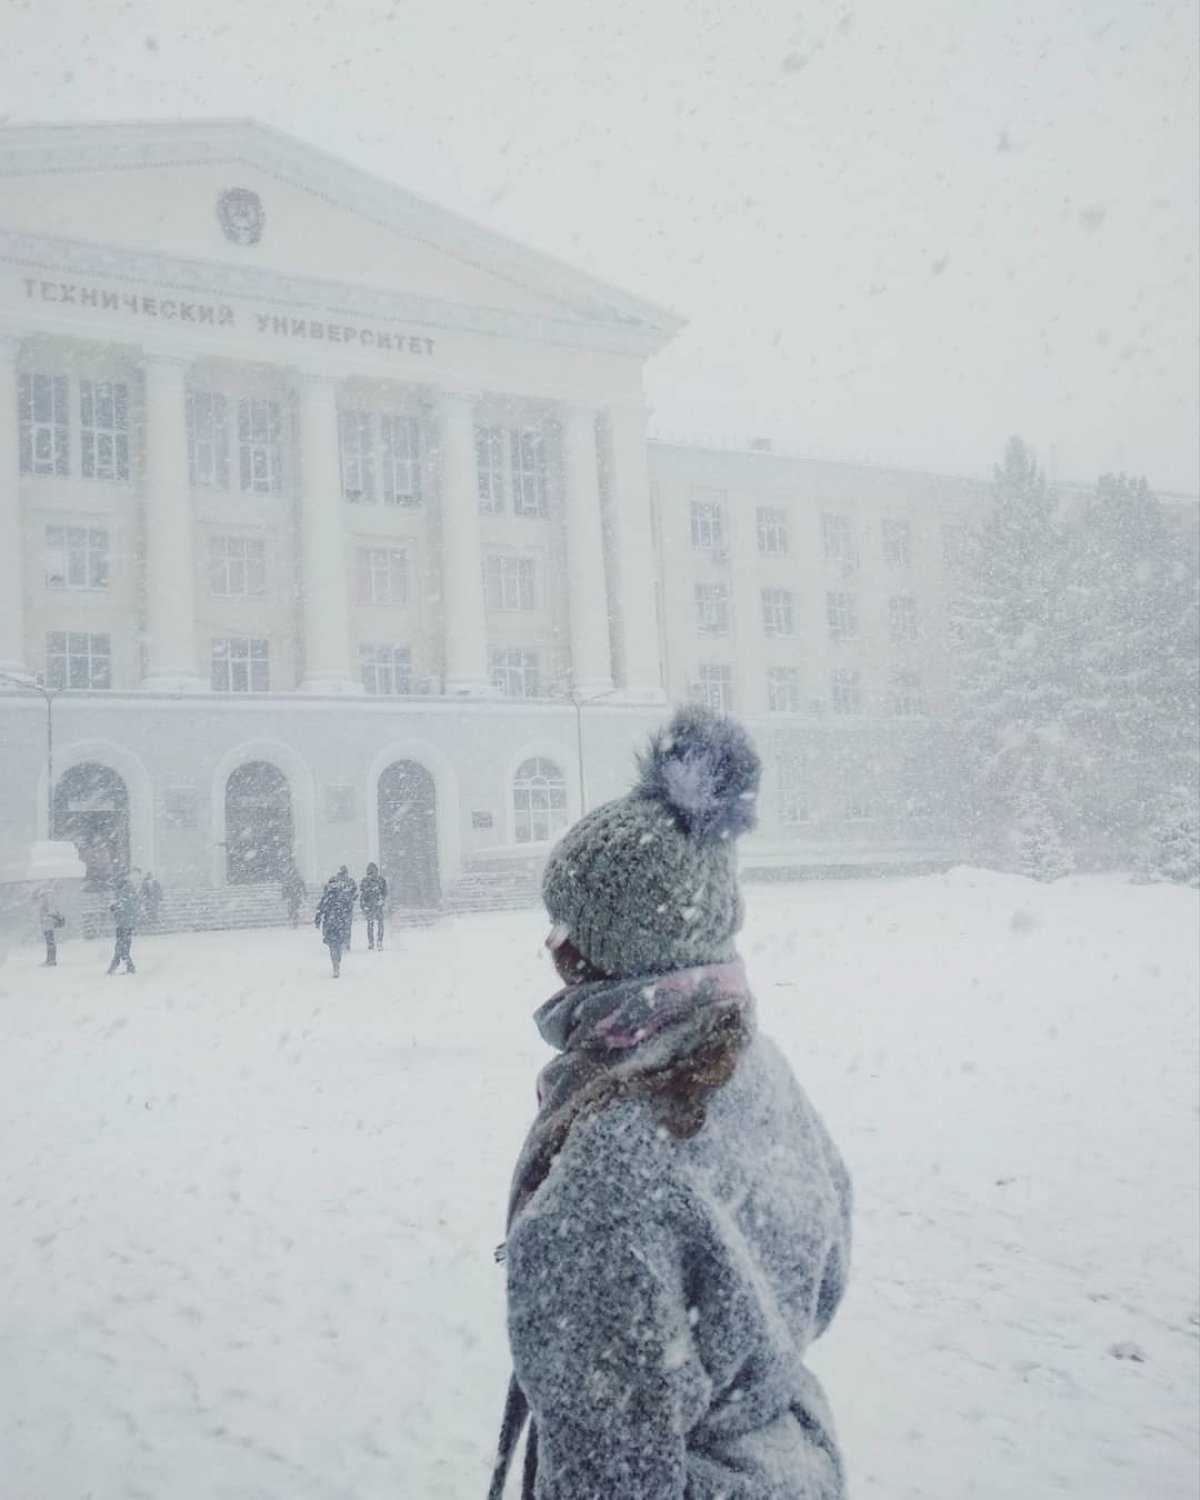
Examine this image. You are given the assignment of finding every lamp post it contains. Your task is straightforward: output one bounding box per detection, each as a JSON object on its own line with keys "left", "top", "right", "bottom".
{"left": 0, "top": 670, "right": 65, "bottom": 840}
{"left": 569, "top": 685, "right": 617, "bottom": 814}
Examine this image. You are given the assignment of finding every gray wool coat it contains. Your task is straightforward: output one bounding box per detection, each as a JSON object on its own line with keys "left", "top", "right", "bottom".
{"left": 505, "top": 1032, "right": 852, "bottom": 1499}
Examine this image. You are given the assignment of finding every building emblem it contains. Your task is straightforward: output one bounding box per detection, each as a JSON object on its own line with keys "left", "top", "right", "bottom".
{"left": 217, "top": 188, "right": 265, "bottom": 246}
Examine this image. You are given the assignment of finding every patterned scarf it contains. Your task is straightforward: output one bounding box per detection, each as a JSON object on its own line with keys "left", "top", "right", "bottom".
{"left": 487, "top": 958, "right": 755, "bottom": 1500}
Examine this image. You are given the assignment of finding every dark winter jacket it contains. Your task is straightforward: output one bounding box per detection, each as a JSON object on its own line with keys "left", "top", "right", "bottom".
{"left": 360, "top": 870, "right": 387, "bottom": 913}
{"left": 503, "top": 976, "right": 852, "bottom": 1500}
{"left": 110, "top": 884, "right": 138, "bottom": 930}
{"left": 314, "top": 883, "right": 352, "bottom": 944}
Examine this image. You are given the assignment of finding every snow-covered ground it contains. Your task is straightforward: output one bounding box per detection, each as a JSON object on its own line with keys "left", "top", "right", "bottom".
{"left": 1, "top": 872, "right": 1197, "bottom": 1499}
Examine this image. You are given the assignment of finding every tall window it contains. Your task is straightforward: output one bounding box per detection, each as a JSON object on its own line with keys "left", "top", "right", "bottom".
{"left": 826, "top": 591, "right": 858, "bottom": 641}
{"left": 761, "top": 588, "right": 794, "bottom": 638}
{"left": 695, "top": 583, "right": 730, "bottom": 635}
{"left": 381, "top": 413, "right": 422, "bottom": 506}
{"left": 767, "top": 666, "right": 801, "bottom": 713}
{"left": 821, "top": 512, "right": 858, "bottom": 569}
{"left": 513, "top": 757, "right": 568, "bottom": 844}
{"left": 209, "top": 536, "right": 267, "bottom": 598}
{"left": 777, "top": 755, "right": 809, "bottom": 825}
{"left": 697, "top": 663, "right": 733, "bottom": 712}
{"left": 475, "top": 424, "right": 548, "bottom": 515}
{"left": 46, "top": 631, "right": 111, "bottom": 690}
{"left": 757, "top": 506, "right": 788, "bottom": 555}
{"left": 888, "top": 670, "right": 924, "bottom": 716}
{"left": 690, "top": 497, "right": 726, "bottom": 551}
{"left": 830, "top": 668, "right": 863, "bottom": 715}
{"left": 45, "top": 526, "right": 108, "bottom": 590}
{"left": 486, "top": 556, "right": 535, "bottom": 611}
{"left": 187, "top": 391, "right": 230, "bottom": 489}
{"left": 491, "top": 647, "right": 541, "bottom": 698}
{"left": 359, "top": 643, "right": 412, "bottom": 695}
{"left": 238, "top": 398, "right": 283, "bottom": 494}
{"left": 19, "top": 373, "right": 69, "bottom": 477}
{"left": 889, "top": 594, "right": 919, "bottom": 641}
{"left": 476, "top": 425, "right": 505, "bottom": 513}
{"left": 356, "top": 547, "right": 407, "bottom": 606}
{"left": 882, "top": 517, "right": 911, "bottom": 567}
{"left": 338, "top": 410, "right": 375, "bottom": 502}
{"left": 212, "top": 637, "right": 268, "bottom": 693}
{"left": 79, "top": 379, "right": 130, "bottom": 481}
{"left": 510, "top": 430, "right": 548, "bottom": 517}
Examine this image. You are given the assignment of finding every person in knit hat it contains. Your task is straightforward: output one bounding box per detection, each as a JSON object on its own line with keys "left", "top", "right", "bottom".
{"left": 488, "top": 703, "right": 852, "bottom": 1500}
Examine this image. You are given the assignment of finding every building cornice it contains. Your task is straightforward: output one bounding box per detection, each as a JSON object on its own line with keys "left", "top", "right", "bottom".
{"left": 0, "top": 226, "right": 674, "bottom": 356}
{"left": 0, "top": 119, "right": 685, "bottom": 353}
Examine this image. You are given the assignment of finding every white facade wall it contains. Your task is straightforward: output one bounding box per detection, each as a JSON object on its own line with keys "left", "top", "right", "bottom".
{"left": 0, "top": 121, "right": 993, "bottom": 905}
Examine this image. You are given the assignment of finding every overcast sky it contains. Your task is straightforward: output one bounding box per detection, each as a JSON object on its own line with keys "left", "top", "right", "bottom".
{"left": 5, "top": 0, "right": 1198, "bottom": 491}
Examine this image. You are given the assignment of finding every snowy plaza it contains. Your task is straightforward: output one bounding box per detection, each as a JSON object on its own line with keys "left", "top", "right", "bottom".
{"left": 1, "top": 871, "right": 1196, "bottom": 1499}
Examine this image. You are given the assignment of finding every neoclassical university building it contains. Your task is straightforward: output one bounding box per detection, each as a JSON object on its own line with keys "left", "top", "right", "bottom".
{"left": 0, "top": 120, "right": 988, "bottom": 921}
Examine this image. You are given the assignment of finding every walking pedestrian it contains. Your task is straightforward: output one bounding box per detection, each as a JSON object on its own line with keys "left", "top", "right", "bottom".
{"left": 360, "top": 862, "right": 388, "bottom": 950}
{"left": 334, "top": 864, "right": 358, "bottom": 949}
{"left": 139, "top": 871, "right": 163, "bottom": 930}
{"left": 487, "top": 705, "right": 853, "bottom": 1500}
{"left": 35, "top": 882, "right": 65, "bottom": 967}
{"left": 281, "top": 864, "right": 306, "bottom": 926}
{"left": 314, "top": 874, "right": 351, "bottom": 978}
{"left": 107, "top": 876, "right": 138, "bottom": 975}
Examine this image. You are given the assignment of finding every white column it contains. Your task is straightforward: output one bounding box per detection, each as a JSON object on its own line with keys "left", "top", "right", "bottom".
{"left": 729, "top": 488, "right": 766, "bottom": 716}
{"left": 142, "top": 354, "right": 205, "bottom": 691}
{"left": 562, "top": 406, "right": 614, "bottom": 697}
{"left": 605, "top": 404, "right": 666, "bottom": 700}
{"left": 0, "top": 334, "right": 27, "bottom": 675}
{"left": 436, "top": 391, "right": 490, "bottom": 695}
{"left": 296, "top": 372, "right": 358, "bottom": 693}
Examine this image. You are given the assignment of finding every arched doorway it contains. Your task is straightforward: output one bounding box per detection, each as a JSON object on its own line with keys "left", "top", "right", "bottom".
{"left": 378, "top": 760, "right": 440, "bottom": 907}
{"left": 53, "top": 763, "right": 130, "bottom": 888}
{"left": 225, "top": 762, "right": 293, "bottom": 884}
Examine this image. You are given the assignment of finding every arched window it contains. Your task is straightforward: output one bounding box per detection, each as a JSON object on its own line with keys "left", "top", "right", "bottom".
{"left": 513, "top": 758, "right": 567, "bottom": 845}
{"left": 225, "top": 761, "right": 293, "bottom": 884}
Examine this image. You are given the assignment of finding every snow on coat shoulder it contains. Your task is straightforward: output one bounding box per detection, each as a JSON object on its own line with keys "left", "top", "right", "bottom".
{"left": 505, "top": 1031, "right": 851, "bottom": 1499}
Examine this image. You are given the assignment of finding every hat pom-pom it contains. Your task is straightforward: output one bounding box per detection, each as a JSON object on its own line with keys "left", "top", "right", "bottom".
{"left": 636, "top": 704, "right": 760, "bottom": 841}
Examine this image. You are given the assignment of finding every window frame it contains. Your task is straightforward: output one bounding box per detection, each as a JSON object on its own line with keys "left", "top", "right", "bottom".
{"left": 485, "top": 555, "right": 536, "bottom": 612}
{"left": 79, "top": 378, "right": 130, "bottom": 483}
{"left": 45, "top": 630, "right": 112, "bottom": 690}
{"left": 696, "top": 662, "right": 733, "bottom": 712}
{"left": 882, "top": 517, "right": 912, "bottom": 568}
{"left": 826, "top": 590, "right": 858, "bottom": 641}
{"left": 19, "top": 372, "right": 70, "bottom": 478}
{"left": 45, "top": 525, "right": 109, "bottom": 591}
{"left": 756, "top": 505, "right": 789, "bottom": 555}
{"left": 767, "top": 666, "right": 802, "bottom": 713}
{"left": 209, "top": 535, "right": 268, "bottom": 599}
{"left": 512, "top": 756, "right": 568, "bottom": 844}
{"left": 359, "top": 642, "right": 413, "bottom": 696}
{"left": 777, "top": 754, "right": 809, "bottom": 825}
{"left": 889, "top": 593, "right": 919, "bottom": 642}
{"left": 820, "top": 512, "right": 858, "bottom": 570}
{"left": 694, "top": 582, "right": 731, "bottom": 636}
{"left": 761, "top": 587, "right": 795, "bottom": 638}
{"left": 690, "top": 497, "right": 727, "bottom": 552}
{"left": 830, "top": 667, "right": 863, "bottom": 715}
{"left": 211, "top": 636, "right": 269, "bottom": 694}
{"left": 510, "top": 428, "right": 548, "bottom": 518}
{"left": 355, "top": 546, "right": 408, "bottom": 607}
{"left": 187, "top": 389, "right": 231, "bottom": 490}
{"left": 490, "top": 646, "right": 541, "bottom": 699}
{"left": 237, "top": 397, "right": 283, "bottom": 495}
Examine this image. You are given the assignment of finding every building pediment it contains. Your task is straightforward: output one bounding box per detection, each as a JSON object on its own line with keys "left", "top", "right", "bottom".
{"left": 0, "top": 119, "right": 682, "bottom": 354}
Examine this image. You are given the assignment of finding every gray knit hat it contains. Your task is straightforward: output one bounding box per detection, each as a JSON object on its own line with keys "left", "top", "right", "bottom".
{"left": 542, "top": 704, "right": 761, "bottom": 979}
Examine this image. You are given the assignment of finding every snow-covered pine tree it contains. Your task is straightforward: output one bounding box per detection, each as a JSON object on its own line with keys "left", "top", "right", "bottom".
{"left": 1134, "top": 784, "right": 1200, "bottom": 886}
{"left": 1068, "top": 475, "right": 1200, "bottom": 862}
{"left": 1015, "top": 792, "right": 1075, "bottom": 882}
{"left": 948, "top": 437, "right": 1080, "bottom": 864}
